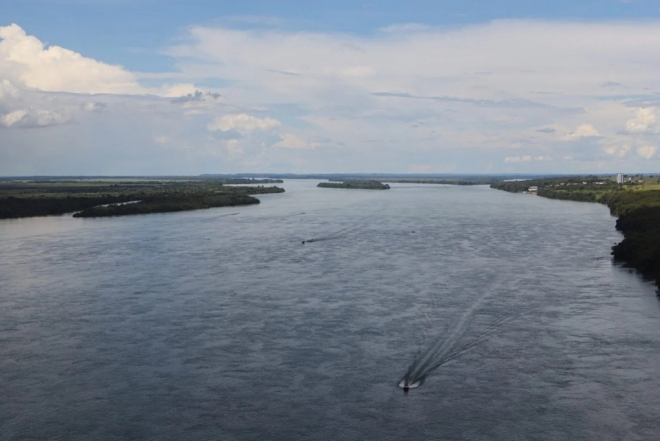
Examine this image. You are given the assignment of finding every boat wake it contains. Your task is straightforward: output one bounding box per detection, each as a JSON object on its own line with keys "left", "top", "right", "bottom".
{"left": 302, "top": 224, "right": 362, "bottom": 244}
{"left": 400, "top": 278, "right": 526, "bottom": 390}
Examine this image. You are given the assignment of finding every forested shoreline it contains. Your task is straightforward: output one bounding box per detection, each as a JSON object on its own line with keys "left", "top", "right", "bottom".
{"left": 318, "top": 180, "right": 390, "bottom": 190}
{"left": 491, "top": 178, "right": 660, "bottom": 290}
{"left": 0, "top": 179, "right": 284, "bottom": 219}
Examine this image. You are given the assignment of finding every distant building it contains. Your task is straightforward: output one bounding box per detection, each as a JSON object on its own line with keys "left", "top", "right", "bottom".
{"left": 528, "top": 186, "right": 538, "bottom": 193}
{"left": 617, "top": 173, "right": 624, "bottom": 184}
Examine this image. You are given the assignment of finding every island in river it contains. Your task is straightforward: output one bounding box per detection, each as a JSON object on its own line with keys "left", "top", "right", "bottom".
{"left": 318, "top": 180, "right": 390, "bottom": 190}
{"left": 491, "top": 175, "right": 660, "bottom": 290}
{"left": 0, "top": 178, "right": 284, "bottom": 219}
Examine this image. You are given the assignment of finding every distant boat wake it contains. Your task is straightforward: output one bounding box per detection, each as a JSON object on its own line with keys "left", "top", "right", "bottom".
{"left": 301, "top": 224, "right": 362, "bottom": 244}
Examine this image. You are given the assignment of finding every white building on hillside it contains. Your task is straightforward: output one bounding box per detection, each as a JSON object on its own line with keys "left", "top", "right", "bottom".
{"left": 616, "top": 173, "right": 624, "bottom": 184}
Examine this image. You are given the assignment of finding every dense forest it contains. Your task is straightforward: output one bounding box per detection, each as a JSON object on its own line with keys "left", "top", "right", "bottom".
{"left": 318, "top": 180, "right": 390, "bottom": 190}
{"left": 0, "top": 179, "right": 284, "bottom": 219}
{"left": 330, "top": 177, "right": 495, "bottom": 185}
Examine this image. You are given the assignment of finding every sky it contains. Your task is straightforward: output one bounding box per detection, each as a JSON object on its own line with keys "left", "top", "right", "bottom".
{"left": 2, "top": 0, "right": 660, "bottom": 175}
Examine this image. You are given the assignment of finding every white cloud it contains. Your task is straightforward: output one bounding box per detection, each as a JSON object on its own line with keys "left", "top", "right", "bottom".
{"left": 162, "top": 83, "right": 198, "bottom": 98}
{"left": 0, "top": 24, "right": 198, "bottom": 97}
{"left": 272, "top": 133, "right": 320, "bottom": 149}
{"left": 504, "top": 155, "right": 551, "bottom": 163}
{"left": 168, "top": 20, "right": 660, "bottom": 107}
{"left": 82, "top": 101, "right": 107, "bottom": 112}
{"left": 1, "top": 109, "right": 27, "bottom": 127}
{"left": 207, "top": 113, "right": 281, "bottom": 133}
{"left": 564, "top": 123, "right": 599, "bottom": 140}
{"left": 0, "top": 24, "right": 144, "bottom": 95}
{"left": 0, "top": 77, "right": 73, "bottom": 129}
{"left": 0, "top": 79, "right": 19, "bottom": 99}
{"left": 603, "top": 144, "right": 631, "bottom": 157}
{"left": 625, "top": 108, "right": 656, "bottom": 133}
{"left": 504, "top": 155, "right": 532, "bottom": 163}
{"left": 0, "top": 108, "right": 70, "bottom": 128}
{"left": 637, "top": 145, "right": 657, "bottom": 159}
{"left": 8, "top": 20, "right": 660, "bottom": 173}
{"left": 225, "top": 139, "right": 245, "bottom": 157}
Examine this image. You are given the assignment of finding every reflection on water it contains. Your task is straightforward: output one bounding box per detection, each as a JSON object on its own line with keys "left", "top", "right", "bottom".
{"left": 1, "top": 180, "right": 659, "bottom": 440}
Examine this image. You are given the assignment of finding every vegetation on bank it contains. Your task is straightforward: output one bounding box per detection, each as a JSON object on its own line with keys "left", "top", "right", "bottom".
{"left": 491, "top": 176, "right": 660, "bottom": 289}
{"left": 345, "top": 178, "right": 497, "bottom": 185}
{"left": 73, "top": 193, "right": 262, "bottom": 217}
{"left": 0, "top": 179, "right": 284, "bottom": 219}
{"left": 382, "top": 179, "right": 494, "bottom": 185}
{"left": 318, "top": 180, "right": 390, "bottom": 190}
{"left": 197, "top": 176, "right": 284, "bottom": 184}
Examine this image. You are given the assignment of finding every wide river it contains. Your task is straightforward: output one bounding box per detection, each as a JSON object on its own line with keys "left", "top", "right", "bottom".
{"left": 1, "top": 180, "right": 659, "bottom": 440}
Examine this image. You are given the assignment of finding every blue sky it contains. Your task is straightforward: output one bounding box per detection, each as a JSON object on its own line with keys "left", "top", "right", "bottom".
{"left": 1, "top": 0, "right": 660, "bottom": 174}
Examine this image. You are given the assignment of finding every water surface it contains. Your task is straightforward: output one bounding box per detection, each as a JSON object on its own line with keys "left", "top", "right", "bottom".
{"left": 1, "top": 180, "right": 659, "bottom": 440}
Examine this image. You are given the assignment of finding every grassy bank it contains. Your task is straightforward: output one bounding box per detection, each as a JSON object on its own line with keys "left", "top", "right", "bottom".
{"left": 0, "top": 179, "right": 284, "bottom": 219}
{"left": 491, "top": 177, "right": 660, "bottom": 289}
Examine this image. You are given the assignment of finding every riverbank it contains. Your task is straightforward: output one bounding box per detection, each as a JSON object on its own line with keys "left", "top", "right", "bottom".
{"left": 0, "top": 179, "right": 284, "bottom": 219}
{"left": 491, "top": 177, "right": 660, "bottom": 290}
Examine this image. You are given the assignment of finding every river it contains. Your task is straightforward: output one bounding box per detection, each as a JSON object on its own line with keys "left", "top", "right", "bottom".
{"left": 1, "top": 180, "right": 659, "bottom": 440}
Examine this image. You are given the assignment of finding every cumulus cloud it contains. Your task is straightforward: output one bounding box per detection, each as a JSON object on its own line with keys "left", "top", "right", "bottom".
{"left": 157, "top": 20, "right": 660, "bottom": 171}
{"left": 272, "top": 133, "right": 320, "bottom": 149}
{"left": 0, "top": 77, "right": 72, "bottom": 128}
{"left": 637, "top": 145, "right": 657, "bottom": 159}
{"left": 0, "top": 24, "right": 144, "bottom": 94}
{"left": 0, "top": 109, "right": 27, "bottom": 127}
{"left": 564, "top": 123, "right": 600, "bottom": 140}
{"left": 603, "top": 144, "right": 631, "bottom": 157}
{"left": 8, "top": 20, "right": 660, "bottom": 173}
{"left": 161, "top": 83, "right": 197, "bottom": 98}
{"left": 0, "top": 108, "right": 70, "bottom": 128}
{"left": 0, "top": 78, "right": 19, "bottom": 99}
{"left": 0, "top": 24, "right": 199, "bottom": 97}
{"left": 207, "top": 114, "right": 280, "bottom": 134}
{"left": 625, "top": 108, "right": 656, "bottom": 134}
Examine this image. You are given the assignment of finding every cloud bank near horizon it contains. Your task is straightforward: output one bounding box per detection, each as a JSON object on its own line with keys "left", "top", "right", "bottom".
{"left": 1, "top": 20, "right": 660, "bottom": 175}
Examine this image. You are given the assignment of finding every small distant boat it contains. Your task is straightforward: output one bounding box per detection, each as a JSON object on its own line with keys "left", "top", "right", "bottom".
{"left": 398, "top": 379, "right": 421, "bottom": 389}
